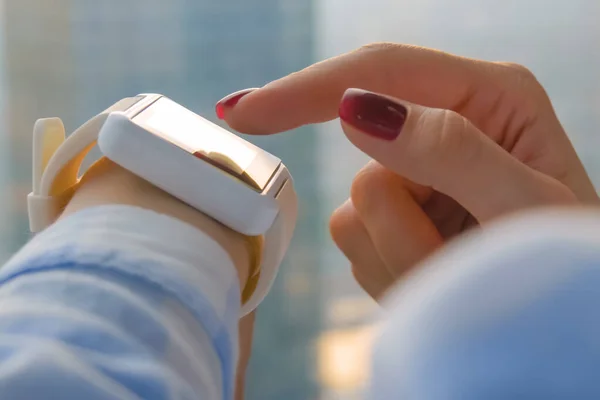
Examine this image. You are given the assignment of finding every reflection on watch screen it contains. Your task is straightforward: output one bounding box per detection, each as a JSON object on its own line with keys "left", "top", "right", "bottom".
{"left": 134, "top": 97, "right": 281, "bottom": 191}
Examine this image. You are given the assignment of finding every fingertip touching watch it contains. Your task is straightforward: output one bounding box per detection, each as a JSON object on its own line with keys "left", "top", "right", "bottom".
{"left": 27, "top": 94, "right": 298, "bottom": 316}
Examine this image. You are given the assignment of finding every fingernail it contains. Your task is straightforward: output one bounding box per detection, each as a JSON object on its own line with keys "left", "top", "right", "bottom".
{"left": 338, "top": 88, "right": 408, "bottom": 141}
{"left": 215, "top": 88, "right": 258, "bottom": 119}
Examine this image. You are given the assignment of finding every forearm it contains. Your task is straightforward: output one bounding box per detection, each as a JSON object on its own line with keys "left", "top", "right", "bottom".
{"left": 0, "top": 159, "right": 250, "bottom": 399}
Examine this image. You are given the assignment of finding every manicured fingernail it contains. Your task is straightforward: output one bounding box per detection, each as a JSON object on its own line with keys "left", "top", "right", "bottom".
{"left": 215, "top": 88, "right": 258, "bottom": 119}
{"left": 338, "top": 88, "right": 408, "bottom": 141}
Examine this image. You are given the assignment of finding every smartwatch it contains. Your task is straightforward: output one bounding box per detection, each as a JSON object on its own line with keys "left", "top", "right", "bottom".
{"left": 27, "top": 94, "right": 298, "bottom": 316}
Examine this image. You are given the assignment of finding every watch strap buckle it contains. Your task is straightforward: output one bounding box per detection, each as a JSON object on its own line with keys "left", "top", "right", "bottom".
{"left": 29, "top": 118, "right": 66, "bottom": 233}
{"left": 32, "top": 118, "right": 66, "bottom": 194}
{"left": 27, "top": 193, "right": 61, "bottom": 233}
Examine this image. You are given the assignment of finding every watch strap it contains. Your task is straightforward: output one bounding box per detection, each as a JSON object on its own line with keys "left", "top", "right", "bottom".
{"left": 28, "top": 115, "right": 103, "bottom": 233}
{"left": 240, "top": 178, "right": 297, "bottom": 315}
{"left": 28, "top": 98, "right": 141, "bottom": 233}
{"left": 241, "top": 235, "right": 264, "bottom": 304}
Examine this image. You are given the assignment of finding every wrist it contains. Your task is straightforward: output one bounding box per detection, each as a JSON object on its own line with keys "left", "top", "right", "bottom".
{"left": 61, "top": 158, "right": 252, "bottom": 286}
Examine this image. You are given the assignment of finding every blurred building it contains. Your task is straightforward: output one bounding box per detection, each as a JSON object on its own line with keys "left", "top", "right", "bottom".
{"left": 3, "top": 0, "right": 74, "bottom": 253}
{"left": 0, "top": 0, "right": 10, "bottom": 262}
{"left": 3, "top": 1, "right": 322, "bottom": 399}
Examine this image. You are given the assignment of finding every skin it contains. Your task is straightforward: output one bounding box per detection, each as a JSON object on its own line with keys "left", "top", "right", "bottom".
{"left": 219, "top": 43, "right": 600, "bottom": 300}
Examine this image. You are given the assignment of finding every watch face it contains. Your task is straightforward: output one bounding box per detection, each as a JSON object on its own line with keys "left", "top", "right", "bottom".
{"left": 133, "top": 97, "right": 281, "bottom": 191}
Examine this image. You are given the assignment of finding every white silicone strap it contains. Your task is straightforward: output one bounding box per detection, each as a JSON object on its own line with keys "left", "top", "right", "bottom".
{"left": 28, "top": 116, "right": 102, "bottom": 233}
{"left": 28, "top": 117, "right": 67, "bottom": 233}
{"left": 28, "top": 98, "right": 139, "bottom": 233}
{"left": 240, "top": 178, "right": 298, "bottom": 315}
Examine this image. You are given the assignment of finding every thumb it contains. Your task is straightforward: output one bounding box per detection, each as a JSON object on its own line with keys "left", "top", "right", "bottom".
{"left": 338, "top": 89, "right": 576, "bottom": 221}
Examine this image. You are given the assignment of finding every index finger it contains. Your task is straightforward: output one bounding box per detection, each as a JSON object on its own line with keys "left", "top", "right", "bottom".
{"left": 220, "top": 43, "right": 499, "bottom": 135}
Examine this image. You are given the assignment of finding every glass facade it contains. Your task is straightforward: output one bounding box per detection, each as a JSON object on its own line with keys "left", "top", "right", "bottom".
{"left": 2, "top": 0, "right": 599, "bottom": 399}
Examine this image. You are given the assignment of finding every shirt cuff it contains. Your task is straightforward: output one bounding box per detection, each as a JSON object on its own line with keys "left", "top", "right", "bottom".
{"left": 0, "top": 205, "right": 241, "bottom": 398}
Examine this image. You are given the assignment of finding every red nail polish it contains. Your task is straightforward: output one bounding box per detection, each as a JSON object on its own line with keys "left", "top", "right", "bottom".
{"left": 338, "top": 88, "right": 407, "bottom": 141}
{"left": 215, "top": 88, "right": 258, "bottom": 119}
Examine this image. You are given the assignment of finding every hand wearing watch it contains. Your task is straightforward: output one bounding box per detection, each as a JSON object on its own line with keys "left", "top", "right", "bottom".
{"left": 27, "top": 94, "right": 298, "bottom": 316}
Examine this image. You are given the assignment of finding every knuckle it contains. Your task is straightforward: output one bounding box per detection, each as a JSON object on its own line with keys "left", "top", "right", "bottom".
{"left": 329, "top": 200, "right": 364, "bottom": 251}
{"left": 498, "top": 62, "right": 544, "bottom": 92}
{"left": 502, "top": 62, "right": 535, "bottom": 77}
{"left": 489, "top": 62, "right": 550, "bottom": 125}
{"left": 409, "top": 109, "right": 480, "bottom": 185}
{"left": 328, "top": 207, "right": 350, "bottom": 248}
{"left": 538, "top": 181, "right": 579, "bottom": 205}
{"left": 349, "top": 163, "right": 387, "bottom": 214}
{"left": 350, "top": 264, "right": 387, "bottom": 300}
{"left": 439, "top": 110, "right": 482, "bottom": 170}
{"left": 414, "top": 109, "right": 465, "bottom": 157}
{"left": 350, "top": 264, "right": 369, "bottom": 289}
{"left": 496, "top": 61, "right": 549, "bottom": 116}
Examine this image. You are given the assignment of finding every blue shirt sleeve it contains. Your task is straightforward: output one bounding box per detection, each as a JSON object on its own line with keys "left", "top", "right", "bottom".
{"left": 0, "top": 205, "right": 242, "bottom": 400}
{"left": 370, "top": 210, "right": 600, "bottom": 400}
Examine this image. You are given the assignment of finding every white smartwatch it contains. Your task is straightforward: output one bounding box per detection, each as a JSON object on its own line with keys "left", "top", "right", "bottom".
{"left": 27, "top": 94, "right": 298, "bottom": 316}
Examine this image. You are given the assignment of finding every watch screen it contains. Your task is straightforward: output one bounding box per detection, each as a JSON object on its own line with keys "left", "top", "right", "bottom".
{"left": 133, "top": 97, "right": 280, "bottom": 191}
